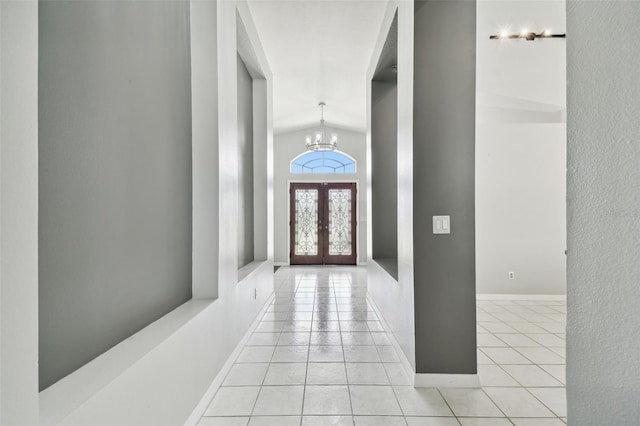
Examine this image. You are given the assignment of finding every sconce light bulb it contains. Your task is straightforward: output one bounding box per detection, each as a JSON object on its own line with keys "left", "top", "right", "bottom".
{"left": 521, "top": 28, "right": 528, "bottom": 36}
{"left": 500, "top": 29, "right": 509, "bottom": 39}
{"left": 544, "top": 29, "right": 552, "bottom": 36}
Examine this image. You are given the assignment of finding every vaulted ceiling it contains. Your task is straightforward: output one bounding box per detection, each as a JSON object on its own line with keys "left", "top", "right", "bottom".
{"left": 247, "top": 0, "right": 388, "bottom": 134}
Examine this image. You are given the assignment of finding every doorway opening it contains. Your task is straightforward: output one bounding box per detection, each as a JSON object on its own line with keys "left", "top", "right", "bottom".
{"left": 290, "top": 182, "right": 357, "bottom": 265}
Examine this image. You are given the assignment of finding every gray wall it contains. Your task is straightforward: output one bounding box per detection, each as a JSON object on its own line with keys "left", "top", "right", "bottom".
{"left": 237, "top": 55, "right": 254, "bottom": 268}
{"left": 38, "top": 0, "right": 192, "bottom": 390}
{"left": 252, "top": 81, "right": 269, "bottom": 262}
{"left": 567, "top": 1, "right": 640, "bottom": 424}
{"left": 371, "top": 81, "right": 398, "bottom": 274}
{"left": 412, "top": 0, "right": 477, "bottom": 374}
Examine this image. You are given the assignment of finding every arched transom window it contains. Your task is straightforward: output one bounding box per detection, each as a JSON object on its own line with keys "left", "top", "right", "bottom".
{"left": 291, "top": 150, "right": 356, "bottom": 174}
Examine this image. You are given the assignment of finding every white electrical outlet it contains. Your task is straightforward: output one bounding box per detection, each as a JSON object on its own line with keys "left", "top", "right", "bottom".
{"left": 508, "top": 272, "right": 515, "bottom": 280}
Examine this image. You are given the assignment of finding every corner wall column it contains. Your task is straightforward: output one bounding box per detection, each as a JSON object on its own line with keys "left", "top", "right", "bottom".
{"left": 191, "top": 0, "right": 220, "bottom": 299}
{"left": 0, "top": 1, "right": 40, "bottom": 423}
{"left": 412, "top": 0, "right": 478, "bottom": 381}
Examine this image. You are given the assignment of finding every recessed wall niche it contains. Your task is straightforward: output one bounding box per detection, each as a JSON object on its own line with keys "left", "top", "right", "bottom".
{"left": 237, "top": 53, "right": 255, "bottom": 268}
{"left": 38, "top": 1, "right": 192, "bottom": 390}
{"left": 371, "top": 12, "right": 398, "bottom": 279}
{"left": 237, "top": 12, "right": 268, "bottom": 273}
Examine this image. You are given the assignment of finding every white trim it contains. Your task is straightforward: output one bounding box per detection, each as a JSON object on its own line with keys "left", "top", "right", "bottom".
{"left": 366, "top": 1, "right": 399, "bottom": 78}
{"left": 184, "top": 292, "right": 275, "bottom": 426}
{"left": 366, "top": 295, "right": 415, "bottom": 384}
{"left": 235, "top": 1, "right": 272, "bottom": 79}
{"left": 0, "top": 2, "right": 40, "bottom": 422}
{"left": 477, "top": 294, "right": 566, "bottom": 301}
{"left": 370, "top": 293, "right": 481, "bottom": 389}
{"left": 370, "top": 258, "right": 399, "bottom": 284}
{"left": 414, "top": 373, "right": 480, "bottom": 388}
{"left": 238, "top": 259, "right": 268, "bottom": 282}
{"left": 40, "top": 299, "right": 214, "bottom": 425}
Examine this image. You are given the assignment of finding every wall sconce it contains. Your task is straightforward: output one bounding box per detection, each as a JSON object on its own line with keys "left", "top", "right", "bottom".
{"left": 490, "top": 29, "right": 566, "bottom": 41}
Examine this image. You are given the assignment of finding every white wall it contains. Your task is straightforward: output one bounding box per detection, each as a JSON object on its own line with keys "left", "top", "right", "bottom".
{"left": 191, "top": 0, "right": 219, "bottom": 300}
{"left": 567, "top": 2, "right": 640, "bottom": 423}
{"left": 274, "top": 126, "right": 367, "bottom": 265}
{"left": 0, "top": 1, "right": 40, "bottom": 423}
{"left": 367, "top": 1, "right": 417, "bottom": 371}
{"left": 476, "top": 0, "right": 567, "bottom": 295}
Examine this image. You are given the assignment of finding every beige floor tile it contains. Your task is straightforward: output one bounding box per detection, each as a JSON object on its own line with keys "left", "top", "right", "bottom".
{"left": 307, "top": 362, "right": 348, "bottom": 385}
{"left": 392, "top": 386, "right": 452, "bottom": 417}
{"left": 303, "top": 385, "right": 352, "bottom": 415}
{"left": 483, "top": 387, "right": 555, "bottom": 418}
{"left": 252, "top": 385, "right": 304, "bottom": 416}
{"left": 439, "top": 388, "right": 502, "bottom": 417}
{"left": 350, "top": 386, "right": 403, "bottom": 416}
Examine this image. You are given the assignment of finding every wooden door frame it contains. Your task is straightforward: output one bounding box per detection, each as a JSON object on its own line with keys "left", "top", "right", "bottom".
{"left": 289, "top": 183, "right": 324, "bottom": 265}
{"left": 288, "top": 180, "right": 359, "bottom": 265}
{"left": 322, "top": 182, "right": 357, "bottom": 265}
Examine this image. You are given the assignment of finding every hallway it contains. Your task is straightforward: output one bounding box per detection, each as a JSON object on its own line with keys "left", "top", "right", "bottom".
{"left": 199, "top": 267, "right": 567, "bottom": 425}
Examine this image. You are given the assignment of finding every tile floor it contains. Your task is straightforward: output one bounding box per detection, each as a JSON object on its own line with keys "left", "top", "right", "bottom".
{"left": 200, "top": 266, "right": 567, "bottom": 425}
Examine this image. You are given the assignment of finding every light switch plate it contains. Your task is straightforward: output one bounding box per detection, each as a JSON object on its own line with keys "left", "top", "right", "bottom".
{"left": 433, "top": 215, "right": 451, "bottom": 234}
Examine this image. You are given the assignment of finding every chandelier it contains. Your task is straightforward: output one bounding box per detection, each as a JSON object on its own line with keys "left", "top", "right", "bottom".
{"left": 305, "top": 102, "right": 338, "bottom": 152}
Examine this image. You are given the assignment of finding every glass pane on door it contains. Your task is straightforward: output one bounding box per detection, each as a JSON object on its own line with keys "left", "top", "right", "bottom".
{"left": 327, "top": 189, "right": 352, "bottom": 256}
{"left": 294, "top": 189, "right": 319, "bottom": 256}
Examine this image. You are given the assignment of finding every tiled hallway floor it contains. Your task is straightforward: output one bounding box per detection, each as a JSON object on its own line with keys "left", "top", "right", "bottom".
{"left": 199, "top": 266, "right": 566, "bottom": 425}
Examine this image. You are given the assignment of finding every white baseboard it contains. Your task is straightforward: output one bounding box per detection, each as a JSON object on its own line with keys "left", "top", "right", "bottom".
{"left": 366, "top": 295, "right": 416, "bottom": 384}
{"left": 414, "top": 373, "right": 480, "bottom": 388}
{"left": 183, "top": 292, "right": 275, "bottom": 425}
{"left": 368, "top": 295, "right": 490, "bottom": 389}
{"left": 477, "top": 294, "right": 566, "bottom": 301}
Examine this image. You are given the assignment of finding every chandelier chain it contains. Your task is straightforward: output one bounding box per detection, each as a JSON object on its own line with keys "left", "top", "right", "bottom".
{"left": 305, "top": 102, "right": 338, "bottom": 152}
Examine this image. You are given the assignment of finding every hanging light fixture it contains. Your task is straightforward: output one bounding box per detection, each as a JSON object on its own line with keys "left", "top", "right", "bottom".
{"left": 489, "top": 29, "right": 566, "bottom": 41}
{"left": 305, "top": 102, "right": 338, "bottom": 152}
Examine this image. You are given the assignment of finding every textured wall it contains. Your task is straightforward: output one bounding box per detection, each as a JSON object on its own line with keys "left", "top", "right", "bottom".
{"left": 567, "top": 1, "right": 640, "bottom": 424}
{"left": 412, "top": 0, "right": 477, "bottom": 374}
{"left": 38, "top": 0, "right": 192, "bottom": 390}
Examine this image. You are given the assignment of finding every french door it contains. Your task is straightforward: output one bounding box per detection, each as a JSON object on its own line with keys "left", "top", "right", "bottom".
{"left": 290, "top": 182, "right": 357, "bottom": 265}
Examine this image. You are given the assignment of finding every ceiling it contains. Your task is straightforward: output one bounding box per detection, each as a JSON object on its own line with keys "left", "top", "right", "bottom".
{"left": 247, "top": 0, "right": 388, "bottom": 134}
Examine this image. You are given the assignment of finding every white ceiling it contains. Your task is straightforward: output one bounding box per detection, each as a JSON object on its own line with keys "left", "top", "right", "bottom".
{"left": 247, "top": 0, "right": 388, "bottom": 134}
